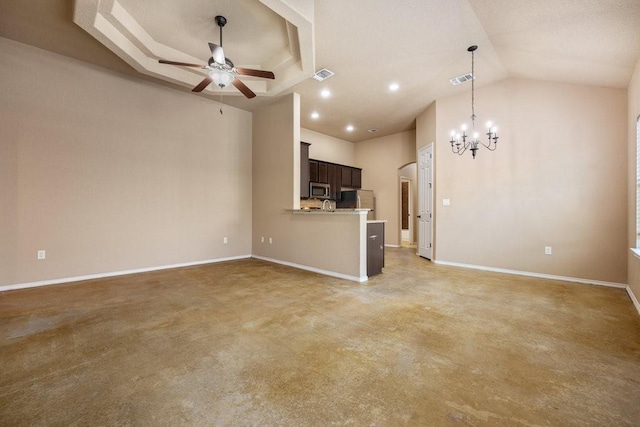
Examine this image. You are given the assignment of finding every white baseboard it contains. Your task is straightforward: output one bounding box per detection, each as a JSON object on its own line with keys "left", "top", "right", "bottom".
{"left": 0, "top": 255, "right": 252, "bottom": 293}
{"left": 433, "top": 260, "right": 627, "bottom": 289}
{"left": 385, "top": 244, "right": 401, "bottom": 248}
{"left": 627, "top": 285, "right": 640, "bottom": 315}
{"left": 252, "top": 255, "right": 368, "bottom": 283}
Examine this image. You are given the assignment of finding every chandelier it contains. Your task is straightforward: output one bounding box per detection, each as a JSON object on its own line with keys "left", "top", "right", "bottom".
{"left": 450, "top": 45, "right": 499, "bottom": 159}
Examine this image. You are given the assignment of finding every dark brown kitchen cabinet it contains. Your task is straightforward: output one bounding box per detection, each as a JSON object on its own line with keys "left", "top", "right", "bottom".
{"left": 309, "top": 160, "right": 318, "bottom": 182}
{"left": 318, "top": 162, "right": 329, "bottom": 184}
{"left": 340, "top": 165, "right": 361, "bottom": 189}
{"left": 328, "top": 163, "right": 341, "bottom": 200}
{"left": 341, "top": 166, "right": 352, "bottom": 187}
{"left": 351, "top": 168, "right": 361, "bottom": 188}
{"left": 300, "top": 142, "right": 310, "bottom": 198}
{"left": 309, "top": 160, "right": 328, "bottom": 184}
{"left": 367, "top": 222, "right": 385, "bottom": 276}
{"left": 308, "top": 159, "right": 362, "bottom": 199}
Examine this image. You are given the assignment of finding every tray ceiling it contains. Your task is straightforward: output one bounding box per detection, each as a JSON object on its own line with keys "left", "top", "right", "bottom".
{"left": 73, "top": 0, "right": 314, "bottom": 97}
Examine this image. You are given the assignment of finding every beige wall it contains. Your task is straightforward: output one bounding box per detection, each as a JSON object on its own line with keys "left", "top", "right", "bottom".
{"left": 300, "top": 128, "right": 355, "bottom": 166}
{"left": 355, "top": 130, "right": 417, "bottom": 246}
{"left": 3, "top": 35, "right": 632, "bottom": 292}
{"left": 416, "top": 102, "right": 436, "bottom": 152}
{"left": 0, "top": 37, "right": 253, "bottom": 287}
{"left": 431, "top": 78, "right": 627, "bottom": 284}
{"left": 627, "top": 58, "right": 640, "bottom": 309}
{"left": 253, "top": 94, "right": 366, "bottom": 280}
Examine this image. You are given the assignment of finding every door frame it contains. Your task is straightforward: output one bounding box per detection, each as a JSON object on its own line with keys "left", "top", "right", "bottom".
{"left": 400, "top": 177, "right": 413, "bottom": 244}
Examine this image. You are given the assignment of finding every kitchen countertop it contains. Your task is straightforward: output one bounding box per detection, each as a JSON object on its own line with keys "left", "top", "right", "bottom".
{"left": 287, "top": 209, "right": 386, "bottom": 223}
{"left": 287, "top": 208, "right": 370, "bottom": 215}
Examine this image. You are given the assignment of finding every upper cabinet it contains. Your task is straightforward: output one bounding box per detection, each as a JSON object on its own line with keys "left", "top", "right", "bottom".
{"left": 351, "top": 168, "right": 362, "bottom": 188}
{"left": 300, "top": 142, "right": 310, "bottom": 198}
{"left": 309, "top": 160, "right": 318, "bottom": 183}
{"left": 309, "top": 160, "right": 329, "bottom": 184}
{"left": 301, "top": 143, "right": 362, "bottom": 200}
{"left": 307, "top": 158, "right": 362, "bottom": 199}
{"left": 328, "top": 163, "right": 341, "bottom": 201}
{"left": 341, "top": 166, "right": 361, "bottom": 188}
{"left": 318, "top": 162, "right": 329, "bottom": 183}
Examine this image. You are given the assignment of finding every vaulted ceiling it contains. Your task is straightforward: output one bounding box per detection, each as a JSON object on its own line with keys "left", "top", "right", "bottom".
{"left": 1, "top": 0, "right": 639, "bottom": 142}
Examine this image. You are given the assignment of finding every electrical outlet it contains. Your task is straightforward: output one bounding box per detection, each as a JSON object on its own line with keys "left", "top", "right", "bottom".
{"left": 261, "top": 236, "right": 264, "bottom": 243}
{"left": 37, "top": 250, "right": 46, "bottom": 260}
{"left": 545, "top": 246, "right": 552, "bottom": 255}
{"left": 223, "top": 237, "right": 228, "bottom": 244}
{"left": 269, "top": 237, "right": 273, "bottom": 244}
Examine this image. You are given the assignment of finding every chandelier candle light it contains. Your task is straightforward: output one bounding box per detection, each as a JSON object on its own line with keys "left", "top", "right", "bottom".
{"left": 450, "top": 45, "right": 499, "bottom": 159}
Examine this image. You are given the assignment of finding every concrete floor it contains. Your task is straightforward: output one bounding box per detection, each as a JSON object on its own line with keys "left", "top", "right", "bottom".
{"left": 1, "top": 248, "right": 639, "bottom": 426}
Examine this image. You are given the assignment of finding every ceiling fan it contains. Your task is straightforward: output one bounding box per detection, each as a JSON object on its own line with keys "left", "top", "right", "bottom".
{"left": 158, "top": 15, "right": 275, "bottom": 99}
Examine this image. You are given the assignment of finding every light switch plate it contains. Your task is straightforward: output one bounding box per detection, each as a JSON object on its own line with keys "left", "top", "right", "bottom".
{"left": 443, "top": 199, "right": 450, "bottom": 206}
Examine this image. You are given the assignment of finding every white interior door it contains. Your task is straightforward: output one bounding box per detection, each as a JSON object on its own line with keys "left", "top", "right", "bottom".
{"left": 418, "top": 144, "right": 433, "bottom": 259}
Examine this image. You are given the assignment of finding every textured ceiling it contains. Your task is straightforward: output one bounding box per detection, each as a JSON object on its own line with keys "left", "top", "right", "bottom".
{"left": 1, "top": 0, "right": 639, "bottom": 142}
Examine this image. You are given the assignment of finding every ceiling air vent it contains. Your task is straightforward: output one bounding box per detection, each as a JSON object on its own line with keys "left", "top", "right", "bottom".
{"left": 312, "top": 68, "right": 335, "bottom": 81}
{"left": 449, "top": 73, "right": 474, "bottom": 86}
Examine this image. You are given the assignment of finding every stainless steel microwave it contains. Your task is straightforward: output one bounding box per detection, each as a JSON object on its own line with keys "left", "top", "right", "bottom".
{"left": 310, "top": 182, "right": 330, "bottom": 199}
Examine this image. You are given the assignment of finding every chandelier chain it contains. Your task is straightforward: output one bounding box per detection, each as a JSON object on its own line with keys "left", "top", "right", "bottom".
{"left": 471, "top": 48, "right": 475, "bottom": 127}
{"left": 448, "top": 44, "right": 500, "bottom": 159}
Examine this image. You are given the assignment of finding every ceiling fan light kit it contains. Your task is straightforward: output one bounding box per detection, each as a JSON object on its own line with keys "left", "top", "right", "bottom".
{"left": 449, "top": 45, "right": 499, "bottom": 159}
{"left": 209, "top": 69, "right": 234, "bottom": 88}
{"left": 157, "top": 15, "right": 275, "bottom": 99}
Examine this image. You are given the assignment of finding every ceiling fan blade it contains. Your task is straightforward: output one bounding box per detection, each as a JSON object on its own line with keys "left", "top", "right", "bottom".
{"left": 235, "top": 68, "right": 275, "bottom": 79}
{"left": 159, "top": 59, "right": 206, "bottom": 68}
{"left": 232, "top": 79, "right": 256, "bottom": 99}
{"left": 208, "top": 43, "right": 226, "bottom": 65}
{"left": 192, "top": 76, "right": 213, "bottom": 92}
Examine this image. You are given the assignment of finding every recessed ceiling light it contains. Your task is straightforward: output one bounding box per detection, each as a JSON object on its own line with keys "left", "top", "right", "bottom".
{"left": 389, "top": 83, "right": 400, "bottom": 91}
{"left": 311, "top": 111, "right": 319, "bottom": 119}
{"left": 320, "top": 89, "right": 331, "bottom": 98}
{"left": 346, "top": 125, "right": 354, "bottom": 132}
{"left": 368, "top": 128, "right": 378, "bottom": 133}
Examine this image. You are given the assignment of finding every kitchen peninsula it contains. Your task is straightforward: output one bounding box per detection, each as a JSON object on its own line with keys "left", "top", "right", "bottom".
{"left": 287, "top": 208, "right": 386, "bottom": 278}
{"left": 253, "top": 96, "right": 386, "bottom": 285}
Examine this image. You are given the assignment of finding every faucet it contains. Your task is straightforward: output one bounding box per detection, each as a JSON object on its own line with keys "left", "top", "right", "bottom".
{"left": 322, "top": 199, "right": 331, "bottom": 210}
